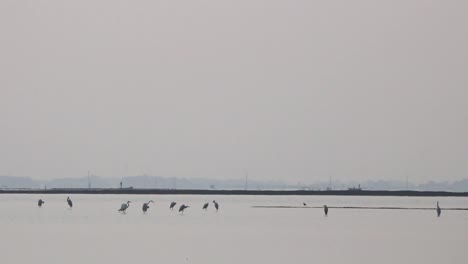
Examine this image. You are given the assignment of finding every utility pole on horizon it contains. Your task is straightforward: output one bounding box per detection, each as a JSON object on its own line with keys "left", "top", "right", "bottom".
{"left": 244, "top": 169, "right": 249, "bottom": 191}
{"left": 87, "top": 171, "right": 91, "bottom": 189}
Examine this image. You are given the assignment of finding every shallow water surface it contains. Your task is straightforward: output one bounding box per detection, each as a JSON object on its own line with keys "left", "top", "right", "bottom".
{"left": 1, "top": 194, "right": 467, "bottom": 264}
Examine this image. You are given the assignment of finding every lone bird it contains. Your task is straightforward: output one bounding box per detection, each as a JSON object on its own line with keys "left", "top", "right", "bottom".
{"left": 67, "top": 197, "right": 73, "bottom": 208}
{"left": 202, "top": 202, "right": 209, "bottom": 210}
{"left": 170, "top": 201, "right": 177, "bottom": 210}
{"left": 179, "top": 204, "right": 189, "bottom": 214}
{"left": 38, "top": 199, "right": 45, "bottom": 207}
{"left": 213, "top": 200, "right": 219, "bottom": 211}
{"left": 118, "top": 201, "right": 131, "bottom": 213}
{"left": 303, "top": 202, "right": 307, "bottom": 206}
{"left": 142, "top": 200, "right": 154, "bottom": 213}
{"left": 436, "top": 201, "right": 441, "bottom": 217}
{"left": 324, "top": 205, "right": 329, "bottom": 216}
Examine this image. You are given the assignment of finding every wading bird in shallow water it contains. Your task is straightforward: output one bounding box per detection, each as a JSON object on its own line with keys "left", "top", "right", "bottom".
{"left": 324, "top": 205, "right": 329, "bottom": 216}
{"left": 142, "top": 200, "right": 154, "bottom": 213}
{"left": 118, "top": 201, "right": 131, "bottom": 213}
{"left": 436, "top": 201, "right": 441, "bottom": 217}
{"left": 67, "top": 197, "right": 73, "bottom": 208}
{"left": 202, "top": 203, "right": 209, "bottom": 210}
{"left": 38, "top": 199, "right": 45, "bottom": 207}
{"left": 179, "top": 204, "right": 189, "bottom": 214}
{"left": 170, "top": 201, "right": 177, "bottom": 210}
{"left": 213, "top": 200, "right": 219, "bottom": 211}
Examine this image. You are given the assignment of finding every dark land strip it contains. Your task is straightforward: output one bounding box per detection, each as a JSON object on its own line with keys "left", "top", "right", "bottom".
{"left": 252, "top": 206, "right": 468, "bottom": 210}
{"left": 1, "top": 188, "right": 468, "bottom": 197}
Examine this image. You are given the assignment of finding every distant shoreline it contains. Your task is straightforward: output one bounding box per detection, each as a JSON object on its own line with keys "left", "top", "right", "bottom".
{"left": 1, "top": 188, "right": 468, "bottom": 197}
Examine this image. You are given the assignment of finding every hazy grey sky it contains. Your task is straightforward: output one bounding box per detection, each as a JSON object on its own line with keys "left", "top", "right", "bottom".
{"left": 1, "top": 1, "right": 467, "bottom": 183}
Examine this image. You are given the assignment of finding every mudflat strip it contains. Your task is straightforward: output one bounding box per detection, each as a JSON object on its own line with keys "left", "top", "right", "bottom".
{"left": 252, "top": 205, "right": 468, "bottom": 210}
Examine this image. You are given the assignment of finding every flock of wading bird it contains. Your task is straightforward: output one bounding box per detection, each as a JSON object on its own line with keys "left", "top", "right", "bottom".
{"left": 35, "top": 197, "right": 444, "bottom": 217}
{"left": 36, "top": 197, "right": 220, "bottom": 214}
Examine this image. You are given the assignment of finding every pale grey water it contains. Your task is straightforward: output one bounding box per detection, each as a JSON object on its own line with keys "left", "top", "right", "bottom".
{"left": 1, "top": 194, "right": 467, "bottom": 264}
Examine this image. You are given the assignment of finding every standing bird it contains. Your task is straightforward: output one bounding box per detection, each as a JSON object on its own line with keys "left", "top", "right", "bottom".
{"left": 179, "top": 204, "right": 189, "bottom": 214}
{"left": 170, "top": 201, "right": 177, "bottom": 210}
{"left": 436, "top": 201, "right": 441, "bottom": 217}
{"left": 303, "top": 202, "right": 307, "bottom": 206}
{"left": 38, "top": 199, "right": 45, "bottom": 207}
{"left": 324, "top": 205, "right": 329, "bottom": 216}
{"left": 202, "top": 202, "right": 209, "bottom": 210}
{"left": 118, "top": 201, "right": 131, "bottom": 213}
{"left": 213, "top": 200, "right": 219, "bottom": 211}
{"left": 142, "top": 200, "right": 154, "bottom": 213}
{"left": 67, "top": 197, "right": 73, "bottom": 208}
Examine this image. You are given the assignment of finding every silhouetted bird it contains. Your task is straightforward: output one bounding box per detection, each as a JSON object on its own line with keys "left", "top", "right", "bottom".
{"left": 118, "top": 201, "right": 131, "bottom": 213}
{"left": 324, "top": 205, "right": 329, "bottom": 216}
{"left": 67, "top": 197, "right": 73, "bottom": 208}
{"left": 38, "top": 199, "right": 44, "bottom": 207}
{"left": 303, "top": 202, "right": 307, "bottom": 206}
{"left": 142, "top": 200, "right": 154, "bottom": 213}
{"left": 436, "top": 201, "right": 441, "bottom": 217}
{"left": 179, "top": 204, "right": 189, "bottom": 214}
{"left": 170, "top": 202, "right": 177, "bottom": 210}
{"left": 203, "top": 202, "right": 209, "bottom": 210}
{"left": 213, "top": 200, "right": 219, "bottom": 211}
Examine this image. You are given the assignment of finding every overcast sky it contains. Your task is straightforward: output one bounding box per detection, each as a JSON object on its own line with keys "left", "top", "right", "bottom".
{"left": 1, "top": 0, "right": 467, "bottom": 183}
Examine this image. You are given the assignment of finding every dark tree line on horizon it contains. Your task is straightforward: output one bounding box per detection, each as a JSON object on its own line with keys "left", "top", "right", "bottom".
{"left": 1, "top": 175, "right": 468, "bottom": 192}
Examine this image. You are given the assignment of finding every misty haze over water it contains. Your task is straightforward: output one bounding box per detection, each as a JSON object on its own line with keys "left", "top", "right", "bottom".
{"left": 1, "top": 1, "right": 467, "bottom": 264}
{"left": 1, "top": 1, "right": 468, "bottom": 185}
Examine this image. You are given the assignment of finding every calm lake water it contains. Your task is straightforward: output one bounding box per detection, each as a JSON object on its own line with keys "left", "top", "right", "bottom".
{"left": 1, "top": 194, "right": 467, "bottom": 264}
